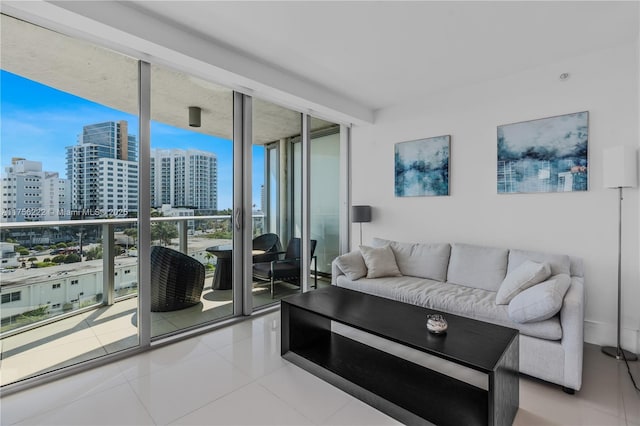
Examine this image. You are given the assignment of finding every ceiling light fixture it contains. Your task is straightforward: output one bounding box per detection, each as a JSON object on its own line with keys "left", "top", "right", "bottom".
{"left": 189, "top": 106, "right": 201, "bottom": 127}
{"left": 559, "top": 73, "right": 570, "bottom": 81}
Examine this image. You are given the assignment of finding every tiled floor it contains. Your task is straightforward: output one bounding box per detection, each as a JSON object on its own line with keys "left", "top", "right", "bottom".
{"left": 1, "top": 310, "right": 639, "bottom": 425}
{"left": 0, "top": 281, "right": 316, "bottom": 386}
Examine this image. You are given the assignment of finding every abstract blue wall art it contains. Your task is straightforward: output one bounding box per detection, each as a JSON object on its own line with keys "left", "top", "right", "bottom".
{"left": 395, "top": 135, "right": 450, "bottom": 197}
{"left": 497, "top": 111, "right": 588, "bottom": 194}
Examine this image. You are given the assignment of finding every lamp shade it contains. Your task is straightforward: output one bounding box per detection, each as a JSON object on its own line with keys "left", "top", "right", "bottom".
{"left": 603, "top": 146, "right": 637, "bottom": 188}
{"left": 352, "top": 205, "right": 371, "bottom": 223}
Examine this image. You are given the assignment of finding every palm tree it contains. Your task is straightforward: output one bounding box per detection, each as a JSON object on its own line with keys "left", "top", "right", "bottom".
{"left": 123, "top": 228, "right": 137, "bottom": 247}
{"left": 151, "top": 222, "right": 178, "bottom": 246}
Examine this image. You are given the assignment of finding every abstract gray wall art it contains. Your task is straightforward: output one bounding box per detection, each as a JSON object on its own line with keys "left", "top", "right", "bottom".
{"left": 395, "top": 135, "right": 450, "bottom": 197}
{"left": 497, "top": 111, "right": 588, "bottom": 194}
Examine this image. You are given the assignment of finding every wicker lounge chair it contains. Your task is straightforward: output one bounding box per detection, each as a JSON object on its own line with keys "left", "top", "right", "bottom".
{"left": 151, "top": 245, "right": 205, "bottom": 312}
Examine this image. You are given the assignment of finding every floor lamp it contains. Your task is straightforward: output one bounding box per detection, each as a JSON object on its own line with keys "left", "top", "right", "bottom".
{"left": 352, "top": 205, "right": 371, "bottom": 246}
{"left": 602, "top": 146, "right": 638, "bottom": 361}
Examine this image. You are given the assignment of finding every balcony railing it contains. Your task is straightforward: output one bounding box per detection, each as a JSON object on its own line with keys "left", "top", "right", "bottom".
{"left": 0, "top": 214, "right": 265, "bottom": 337}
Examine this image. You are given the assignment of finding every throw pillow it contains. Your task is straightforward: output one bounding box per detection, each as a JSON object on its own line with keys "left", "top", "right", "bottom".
{"left": 334, "top": 251, "right": 368, "bottom": 281}
{"left": 508, "top": 274, "right": 571, "bottom": 323}
{"left": 495, "top": 260, "right": 551, "bottom": 305}
{"left": 359, "top": 244, "right": 402, "bottom": 279}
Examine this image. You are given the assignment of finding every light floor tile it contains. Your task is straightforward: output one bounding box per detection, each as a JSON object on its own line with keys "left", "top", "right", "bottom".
{"left": 115, "top": 335, "right": 214, "bottom": 381}
{"left": 14, "top": 382, "right": 155, "bottom": 426}
{"left": 518, "top": 378, "right": 628, "bottom": 426}
{"left": 1, "top": 362, "right": 128, "bottom": 425}
{"left": 2, "top": 309, "right": 636, "bottom": 426}
{"left": 321, "top": 398, "right": 403, "bottom": 426}
{"left": 128, "top": 350, "right": 252, "bottom": 425}
{"left": 1, "top": 317, "right": 92, "bottom": 353}
{"left": 197, "top": 321, "right": 255, "bottom": 351}
{"left": 0, "top": 336, "right": 107, "bottom": 385}
{"left": 258, "top": 364, "right": 352, "bottom": 424}
{"left": 216, "top": 329, "right": 286, "bottom": 379}
{"left": 619, "top": 358, "right": 640, "bottom": 424}
{"left": 169, "top": 382, "right": 313, "bottom": 425}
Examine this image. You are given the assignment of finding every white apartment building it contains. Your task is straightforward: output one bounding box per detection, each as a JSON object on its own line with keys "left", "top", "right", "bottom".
{"left": 1, "top": 158, "right": 70, "bottom": 222}
{"left": 151, "top": 149, "right": 217, "bottom": 211}
{"left": 96, "top": 158, "right": 138, "bottom": 216}
{"left": 66, "top": 121, "right": 138, "bottom": 216}
{"left": 0, "top": 242, "right": 19, "bottom": 269}
{"left": 0, "top": 259, "right": 138, "bottom": 327}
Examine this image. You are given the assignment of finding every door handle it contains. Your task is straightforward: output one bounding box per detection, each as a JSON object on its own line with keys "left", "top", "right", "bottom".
{"left": 234, "top": 208, "right": 241, "bottom": 230}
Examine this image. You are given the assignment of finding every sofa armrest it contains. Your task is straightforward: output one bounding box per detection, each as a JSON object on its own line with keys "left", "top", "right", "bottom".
{"left": 331, "top": 255, "right": 347, "bottom": 285}
{"left": 560, "top": 276, "right": 585, "bottom": 391}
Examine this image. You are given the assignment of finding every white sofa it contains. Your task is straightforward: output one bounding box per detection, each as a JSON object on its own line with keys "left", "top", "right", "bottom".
{"left": 331, "top": 238, "right": 585, "bottom": 392}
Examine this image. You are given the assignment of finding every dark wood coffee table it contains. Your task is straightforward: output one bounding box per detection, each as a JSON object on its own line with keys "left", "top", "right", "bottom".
{"left": 281, "top": 286, "right": 519, "bottom": 426}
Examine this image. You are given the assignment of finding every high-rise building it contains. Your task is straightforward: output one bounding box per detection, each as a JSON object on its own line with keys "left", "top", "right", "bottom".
{"left": 1, "top": 158, "right": 70, "bottom": 222}
{"left": 66, "top": 121, "right": 138, "bottom": 216}
{"left": 1, "top": 159, "right": 70, "bottom": 222}
{"left": 151, "top": 149, "right": 217, "bottom": 211}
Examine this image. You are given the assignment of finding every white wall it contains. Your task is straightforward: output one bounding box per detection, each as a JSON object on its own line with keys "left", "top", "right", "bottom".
{"left": 351, "top": 43, "right": 639, "bottom": 350}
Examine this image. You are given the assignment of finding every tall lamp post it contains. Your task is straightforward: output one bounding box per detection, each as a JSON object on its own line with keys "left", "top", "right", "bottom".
{"left": 601, "top": 146, "right": 638, "bottom": 361}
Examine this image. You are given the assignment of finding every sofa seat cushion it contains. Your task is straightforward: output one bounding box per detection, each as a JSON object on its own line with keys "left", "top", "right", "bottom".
{"left": 371, "top": 238, "right": 451, "bottom": 281}
{"left": 335, "top": 276, "right": 562, "bottom": 341}
{"left": 447, "top": 243, "right": 509, "bottom": 292}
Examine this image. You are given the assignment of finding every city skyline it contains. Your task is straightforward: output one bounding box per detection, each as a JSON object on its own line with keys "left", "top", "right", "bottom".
{"left": 1, "top": 70, "right": 265, "bottom": 211}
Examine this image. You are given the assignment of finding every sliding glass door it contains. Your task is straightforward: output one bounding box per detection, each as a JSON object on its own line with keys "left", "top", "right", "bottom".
{"left": 0, "top": 11, "right": 350, "bottom": 392}
{"left": 149, "top": 65, "right": 234, "bottom": 338}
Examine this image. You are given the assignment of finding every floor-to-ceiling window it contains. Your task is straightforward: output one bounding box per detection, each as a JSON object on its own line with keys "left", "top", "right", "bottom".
{"left": 0, "top": 11, "right": 350, "bottom": 392}
{"left": 309, "top": 119, "right": 342, "bottom": 277}
{"left": 251, "top": 99, "right": 302, "bottom": 308}
{"left": 149, "top": 65, "right": 234, "bottom": 338}
{"left": 0, "top": 14, "right": 140, "bottom": 386}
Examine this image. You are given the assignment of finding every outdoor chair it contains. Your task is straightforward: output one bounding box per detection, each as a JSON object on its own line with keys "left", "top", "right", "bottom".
{"left": 251, "top": 233, "right": 281, "bottom": 263}
{"left": 150, "top": 245, "right": 205, "bottom": 312}
{"left": 252, "top": 237, "right": 318, "bottom": 298}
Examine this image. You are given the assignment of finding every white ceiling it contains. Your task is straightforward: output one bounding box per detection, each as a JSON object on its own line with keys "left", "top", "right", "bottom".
{"left": 125, "top": 1, "right": 640, "bottom": 111}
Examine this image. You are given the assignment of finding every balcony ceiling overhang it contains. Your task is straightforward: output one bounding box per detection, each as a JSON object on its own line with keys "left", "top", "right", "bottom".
{"left": 1, "top": 1, "right": 638, "bottom": 130}
{"left": 1, "top": 14, "right": 332, "bottom": 144}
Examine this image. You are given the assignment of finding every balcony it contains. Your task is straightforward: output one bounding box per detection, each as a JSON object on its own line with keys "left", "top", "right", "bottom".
{"left": 0, "top": 215, "right": 313, "bottom": 387}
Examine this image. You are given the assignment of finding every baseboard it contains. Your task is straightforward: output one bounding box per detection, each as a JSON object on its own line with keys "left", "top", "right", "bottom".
{"left": 584, "top": 319, "right": 640, "bottom": 354}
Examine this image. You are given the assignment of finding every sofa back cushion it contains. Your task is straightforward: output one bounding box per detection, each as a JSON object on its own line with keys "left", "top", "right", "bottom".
{"left": 447, "top": 243, "right": 509, "bottom": 291}
{"left": 508, "top": 249, "right": 571, "bottom": 276}
{"left": 371, "top": 238, "right": 450, "bottom": 281}
{"left": 359, "top": 244, "right": 402, "bottom": 278}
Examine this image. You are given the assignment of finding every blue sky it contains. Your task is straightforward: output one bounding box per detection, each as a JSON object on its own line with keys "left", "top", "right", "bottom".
{"left": 1, "top": 70, "right": 263, "bottom": 210}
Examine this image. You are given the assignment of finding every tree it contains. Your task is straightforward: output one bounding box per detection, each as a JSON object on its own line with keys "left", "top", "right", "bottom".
{"left": 64, "top": 253, "right": 81, "bottom": 263}
{"left": 52, "top": 255, "right": 66, "bottom": 264}
{"left": 84, "top": 246, "right": 103, "bottom": 261}
{"left": 28, "top": 257, "right": 38, "bottom": 267}
{"left": 151, "top": 222, "right": 178, "bottom": 246}
{"left": 123, "top": 228, "right": 137, "bottom": 247}
{"left": 34, "top": 245, "right": 44, "bottom": 251}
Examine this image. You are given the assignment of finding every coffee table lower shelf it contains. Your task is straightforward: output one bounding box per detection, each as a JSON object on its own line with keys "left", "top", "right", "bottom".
{"left": 283, "top": 332, "right": 488, "bottom": 426}
{"left": 281, "top": 296, "right": 518, "bottom": 426}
